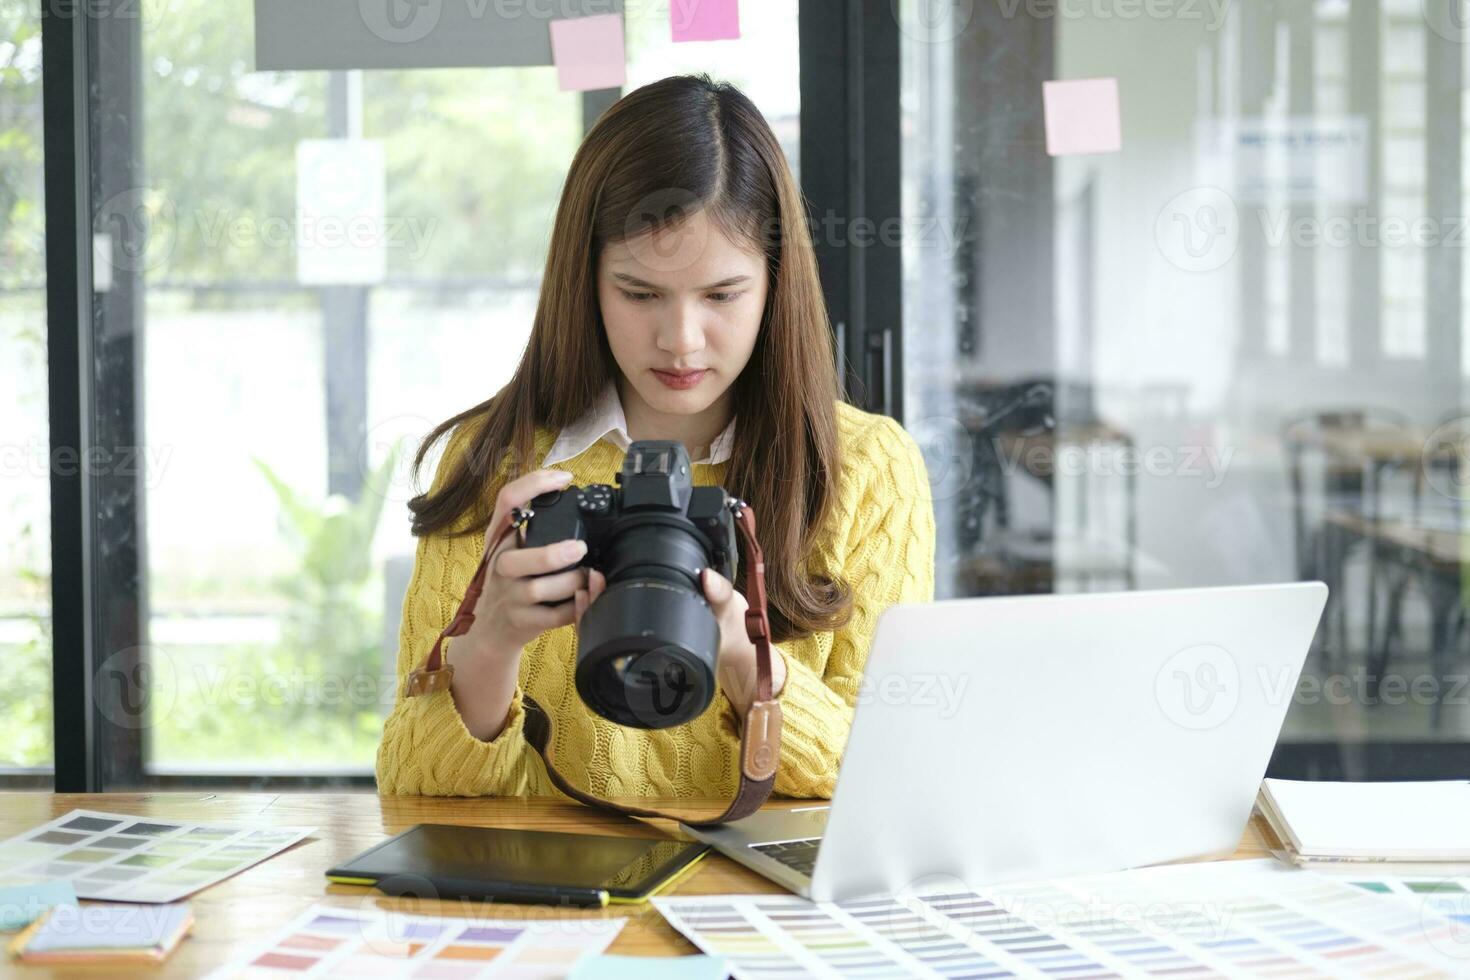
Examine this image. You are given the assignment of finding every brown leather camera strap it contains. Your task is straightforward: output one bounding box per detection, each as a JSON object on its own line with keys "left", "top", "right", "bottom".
{"left": 403, "top": 500, "right": 782, "bottom": 829}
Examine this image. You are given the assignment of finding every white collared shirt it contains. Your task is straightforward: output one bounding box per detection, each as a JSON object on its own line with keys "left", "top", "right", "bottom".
{"left": 542, "top": 379, "right": 737, "bottom": 467}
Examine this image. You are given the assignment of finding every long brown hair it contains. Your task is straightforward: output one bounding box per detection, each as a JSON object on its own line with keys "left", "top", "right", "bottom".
{"left": 407, "top": 73, "right": 853, "bottom": 643}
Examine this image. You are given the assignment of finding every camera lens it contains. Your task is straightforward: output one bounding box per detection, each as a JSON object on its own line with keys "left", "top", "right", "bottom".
{"left": 575, "top": 580, "right": 719, "bottom": 729}
{"left": 623, "top": 648, "right": 695, "bottom": 723}
{"left": 562, "top": 439, "right": 736, "bottom": 730}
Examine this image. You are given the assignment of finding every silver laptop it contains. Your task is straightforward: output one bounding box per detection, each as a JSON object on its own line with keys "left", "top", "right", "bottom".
{"left": 683, "top": 582, "right": 1328, "bottom": 902}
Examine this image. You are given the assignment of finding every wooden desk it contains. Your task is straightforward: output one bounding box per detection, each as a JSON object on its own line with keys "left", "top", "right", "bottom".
{"left": 1324, "top": 511, "right": 1463, "bottom": 570}
{"left": 2, "top": 793, "right": 1277, "bottom": 977}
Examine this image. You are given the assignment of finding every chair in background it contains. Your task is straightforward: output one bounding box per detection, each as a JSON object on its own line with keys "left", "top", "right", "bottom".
{"left": 1348, "top": 516, "right": 1466, "bottom": 730}
{"left": 952, "top": 379, "right": 1138, "bottom": 596}
{"left": 1354, "top": 410, "right": 1468, "bottom": 728}
{"left": 1280, "top": 407, "right": 1416, "bottom": 666}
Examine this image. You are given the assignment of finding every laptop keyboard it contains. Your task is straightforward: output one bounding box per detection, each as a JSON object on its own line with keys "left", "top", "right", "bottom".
{"left": 751, "top": 838, "right": 821, "bottom": 877}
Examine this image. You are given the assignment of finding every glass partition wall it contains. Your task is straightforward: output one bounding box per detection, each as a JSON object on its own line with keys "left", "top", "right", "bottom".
{"left": 900, "top": 0, "right": 1470, "bottom": 777}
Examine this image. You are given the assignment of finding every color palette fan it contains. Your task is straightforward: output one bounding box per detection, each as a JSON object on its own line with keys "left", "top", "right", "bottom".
{"left": 0, "top": 809, "right": 313, "bottom": 903}
{"left": 202, "top": 903, "right": 626, "bottom": 978}
{"left": 654, "top": 859, "right": 1470, "bottom": 978}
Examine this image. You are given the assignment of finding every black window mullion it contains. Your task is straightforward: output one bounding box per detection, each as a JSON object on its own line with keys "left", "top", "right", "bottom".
{"left": 43, "top": 0, "right": 96, "bottom": 792}
{"left": 43, "top": 0, "right": 149, "bottom": 791}
{"left": 88, "top": 1, "right": 147, "bottom": 790}
{"left": 860, "top": 0, "right": 901, "bottom": 424}
{"left": 802, "top": 0, "right": 856, "bottom": 406}
{"left": 799, "top": 0, "right": 902, "bottom": 423}
{"left": 582, "top": 87, "right": 621, "bottom": 135}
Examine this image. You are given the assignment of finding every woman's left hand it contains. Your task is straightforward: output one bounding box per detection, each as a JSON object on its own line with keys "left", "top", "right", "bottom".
{"left": 702, "top": 567, "right": 786, "bottom": 715}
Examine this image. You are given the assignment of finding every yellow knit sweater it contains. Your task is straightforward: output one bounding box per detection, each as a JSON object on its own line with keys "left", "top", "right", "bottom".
{"left": 375, "top": 400, "right": 935, "bottom": 800}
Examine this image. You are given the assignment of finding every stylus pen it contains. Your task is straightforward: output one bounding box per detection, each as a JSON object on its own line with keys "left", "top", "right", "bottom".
{"left": 375, "top": 875, "right": 609, "bottom": 909}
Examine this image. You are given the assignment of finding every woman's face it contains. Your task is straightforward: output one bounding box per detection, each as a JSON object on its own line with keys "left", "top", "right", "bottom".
{"left": 597, "top": 208, "right": 768, "bottom": 421}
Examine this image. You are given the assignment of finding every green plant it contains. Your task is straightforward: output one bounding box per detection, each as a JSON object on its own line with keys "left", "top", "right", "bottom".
{"left": 0, "top": 314, "right": 53, "bottom": 769}
{"left": 250, "top": 442, "right": 401, "bottom": 722}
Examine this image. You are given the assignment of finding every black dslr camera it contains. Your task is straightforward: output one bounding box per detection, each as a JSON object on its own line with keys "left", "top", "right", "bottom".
{"left": 520, "top": 441, "right": 740, "bottom": 729}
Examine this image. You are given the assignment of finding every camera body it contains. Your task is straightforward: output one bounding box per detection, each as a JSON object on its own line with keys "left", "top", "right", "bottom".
{"left": 521, "top": 440, "right": 739, "bottom": 728}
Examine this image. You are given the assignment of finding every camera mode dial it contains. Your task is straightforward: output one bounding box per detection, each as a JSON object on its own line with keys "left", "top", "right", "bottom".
{"left": 578, "top": 485, "right": 613, "bottom": 514}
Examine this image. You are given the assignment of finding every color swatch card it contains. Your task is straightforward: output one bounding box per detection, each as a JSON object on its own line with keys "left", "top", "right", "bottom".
{"left": 1346, "top": 876, "right": 1470, "bottom": 934}
{"left": 655, "top": 859, "right": 1470, "bottom": 978}
{"left": 0, "top": 809, "right": 313, "bottom": 903}
{"left": 203, "top": 903, "right": 626, "bottom": 979}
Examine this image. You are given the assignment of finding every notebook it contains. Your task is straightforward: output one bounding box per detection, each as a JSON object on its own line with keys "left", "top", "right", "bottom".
{"left": 1258, "top": 779, "right": 1470, "bottom": 864}
{"left": 6, "top": 901, "right": 193, "bottom": 965}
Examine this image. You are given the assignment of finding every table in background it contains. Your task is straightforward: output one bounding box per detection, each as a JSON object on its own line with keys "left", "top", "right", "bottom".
{"left": 1, "top": 793, "right": 1277, "bottom": 978}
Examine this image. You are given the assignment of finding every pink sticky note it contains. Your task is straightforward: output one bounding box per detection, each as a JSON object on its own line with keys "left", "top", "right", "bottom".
{"left": 671, "top": 0, "right": 740, "bottom": 42}
{"left": 550, "top": 14, "right": 627, "bottom": 92}
{"left": 1042, "top": 78, "right": 1122, "bottom": 156}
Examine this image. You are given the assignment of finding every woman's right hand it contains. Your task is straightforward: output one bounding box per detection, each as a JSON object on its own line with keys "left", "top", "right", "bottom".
{"left": 456, "top": 468, "right": 593, "bottom": 663}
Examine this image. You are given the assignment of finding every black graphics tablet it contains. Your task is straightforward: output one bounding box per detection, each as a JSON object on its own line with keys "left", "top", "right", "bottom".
{"left": 326, "top": 824, "right": 709, "bottom": 907}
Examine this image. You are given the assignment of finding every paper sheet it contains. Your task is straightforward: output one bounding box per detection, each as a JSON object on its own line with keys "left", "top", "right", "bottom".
{"left": 0, "top": 808, "right": 313, "bottom": 904}
{"left": 550, "top": 14, "right": 627, "bottom": 93}
{"left": 1262, "top": 778, "right": 1470, "bottom": 858}
{"left": 671, "top": 0, "right": 740, "bottom": 42}
{"left": 203, "top": 903, "right": 626, "bottom": 979}
{"left": 655, "top": 859, "right": 1470, "bottom": 978}
{"left": 1042, "top": 77, "right": 1122, "bottom": 156}
{"left": 0, "top": 879, "right": 75, "bottom": 929}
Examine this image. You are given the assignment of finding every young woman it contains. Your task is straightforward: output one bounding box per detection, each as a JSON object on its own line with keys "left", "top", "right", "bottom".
{"left": 376, "top": 74, "right": 935, "bottom": 801}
